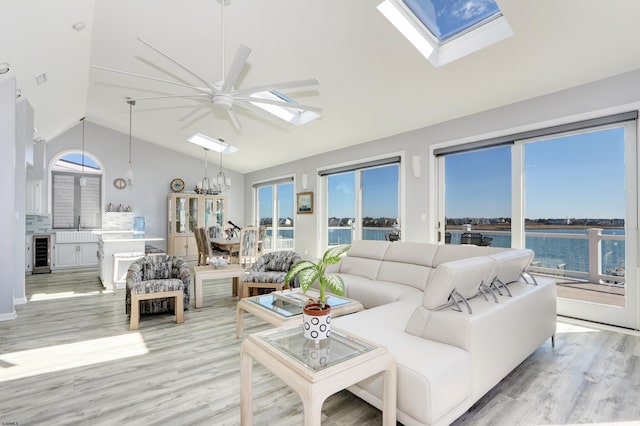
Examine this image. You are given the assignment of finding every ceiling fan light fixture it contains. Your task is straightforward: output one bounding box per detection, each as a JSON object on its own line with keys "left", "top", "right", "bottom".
{"left": 188, "top": 133, "right": 239, "bottom": 154}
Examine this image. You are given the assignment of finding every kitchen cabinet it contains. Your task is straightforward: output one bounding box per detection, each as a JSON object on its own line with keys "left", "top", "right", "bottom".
{"left": 54, "top": 243, "right": 98, "bottom": 269}
{"left": 26, "top": 180, "right": 42, "bottom": 215}
{"left": 167, "top": 193, "right": 226, "bottom": 257}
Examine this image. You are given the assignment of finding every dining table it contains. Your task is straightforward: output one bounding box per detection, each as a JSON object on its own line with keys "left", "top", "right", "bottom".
{"left": 211, "top": 237, "right": 240, "bottom": 256}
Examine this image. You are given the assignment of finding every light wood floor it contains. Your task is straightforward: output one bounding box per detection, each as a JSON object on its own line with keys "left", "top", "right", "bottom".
{"left": 1, "top": 269, "right": 640, "bottom": 425}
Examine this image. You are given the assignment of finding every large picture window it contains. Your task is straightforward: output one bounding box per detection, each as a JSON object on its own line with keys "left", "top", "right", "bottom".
{"left": 437, "top": 113, "right": 638, "bottom": 329}
{"left": 322, "top": 157, "right": 400, "bottom": 245}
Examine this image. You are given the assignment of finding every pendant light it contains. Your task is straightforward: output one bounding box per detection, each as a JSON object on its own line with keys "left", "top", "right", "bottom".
{"left": 126, "top": 99, "right": 135, "bottom": 187}
{"left": 79, "top": 117, "right": 87, "bottom": 186}
{"left": 213, "top": 139, "right": 231, "bottom": 193}
{"left": 201, "top": 148, "right": 211, "bottom": 193}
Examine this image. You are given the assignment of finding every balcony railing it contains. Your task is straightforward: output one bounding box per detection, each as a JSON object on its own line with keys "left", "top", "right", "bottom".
{"left": 447, "top": 228, "right": 625, "bottom": 285}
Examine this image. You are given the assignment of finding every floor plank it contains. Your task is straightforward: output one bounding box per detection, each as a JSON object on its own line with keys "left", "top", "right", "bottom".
{"left": 1, "top": 269, "right": 639, "bottom": 425}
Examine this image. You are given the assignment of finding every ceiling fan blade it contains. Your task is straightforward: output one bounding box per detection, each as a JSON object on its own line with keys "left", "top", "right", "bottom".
{"left": 235, "top": 96, "right": 323, "bottom": 114}
{"left": 178, "top": 102, "right": 209, "bottom": 122}
{"left": 125, "top": 94, "right": 211, "bottom": 102}
{"left": 231, "top": 78, "right": 320, "bottom": 96}
{"left": 92, "top": 65, "right": 210, "bottom": 94}
{"left": 227, "top": 109, "right": 243, "bottom": 130}
{"left": 222, "top": 45, "right": 251, "bottom": 93}
{"left": 137, "top": 38, "right": 219, "bottom": 94}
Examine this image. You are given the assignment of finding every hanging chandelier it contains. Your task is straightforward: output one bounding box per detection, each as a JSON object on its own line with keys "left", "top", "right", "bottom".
{"left": 201, "top": 148, "right": 211, "bottom": 193}
{"left": 213, "top": 139, "right": 231, "bottom": 193}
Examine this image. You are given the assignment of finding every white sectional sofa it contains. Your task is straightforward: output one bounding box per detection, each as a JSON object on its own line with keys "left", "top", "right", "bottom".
{"left": 328, "top": 240, "right": 556, "bottom": 426}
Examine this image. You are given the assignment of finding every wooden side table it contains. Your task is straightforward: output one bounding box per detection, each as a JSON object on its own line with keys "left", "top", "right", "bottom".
{"left": 193, "top": 264, "right": 246, "bottom": 308}
{"left": 240, "top": 326, "right": 396, "bottom": 426}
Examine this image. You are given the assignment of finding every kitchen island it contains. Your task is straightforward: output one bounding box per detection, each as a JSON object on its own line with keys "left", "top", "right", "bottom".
{"left": 97, "top": 232, "right": 165, "bottom": 291}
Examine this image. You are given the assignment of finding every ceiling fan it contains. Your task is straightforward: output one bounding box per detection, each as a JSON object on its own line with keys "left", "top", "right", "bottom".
{"left": 92, "top": 0, "right": 322, "bottom": 130}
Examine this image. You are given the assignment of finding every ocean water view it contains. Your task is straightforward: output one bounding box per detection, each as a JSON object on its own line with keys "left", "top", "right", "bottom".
{"left": 325, "top": 227, "right": 626, "bottom": 279}
{"left": 265, "top": 227, "right": 626, "bottom": 280}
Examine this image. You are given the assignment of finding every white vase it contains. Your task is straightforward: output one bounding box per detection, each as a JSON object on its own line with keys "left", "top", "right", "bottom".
{"left": 302, "top": 303, "right": 331, "bottom": 341}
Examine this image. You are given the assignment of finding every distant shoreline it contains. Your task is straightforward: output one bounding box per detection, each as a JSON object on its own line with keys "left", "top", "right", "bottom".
{"left": 450, "top": 224, "right": 624, "bottom": 231}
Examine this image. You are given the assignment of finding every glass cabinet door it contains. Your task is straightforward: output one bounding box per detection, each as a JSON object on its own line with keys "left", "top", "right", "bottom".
{"left": 174, "top": 196, "right": 187, "bottom": 234}
{"left": 215, "top": 198, "right": 225, "bottom": 227}
{"left": 204, "top": 197, "right": 215, "bottom": 229}
{"left": 188, "top": 197, "right": 198, "bottom": 233}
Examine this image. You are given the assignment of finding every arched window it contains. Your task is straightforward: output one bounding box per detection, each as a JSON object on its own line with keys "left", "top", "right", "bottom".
{"left": 50, "top": 150, "right": 103, "bottom": 229}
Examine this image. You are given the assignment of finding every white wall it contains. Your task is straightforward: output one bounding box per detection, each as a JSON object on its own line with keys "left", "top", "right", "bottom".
{"left": 0, "top": 76, "right": 17, "bottom": 320}
{"left": 244, "top": 68, "right": 640, "bottom": 259}
{"left": 43, "top": 121, "right": 245, "bottom": 249}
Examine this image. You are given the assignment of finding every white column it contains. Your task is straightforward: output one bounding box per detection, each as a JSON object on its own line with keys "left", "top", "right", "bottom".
{"left": 0, "top": 76, "right": 17, "bottom": 320}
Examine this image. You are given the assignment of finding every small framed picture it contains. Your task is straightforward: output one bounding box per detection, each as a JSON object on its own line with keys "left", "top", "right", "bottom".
{"left": 296, "top": 191, "right": 314, "bottom": 214}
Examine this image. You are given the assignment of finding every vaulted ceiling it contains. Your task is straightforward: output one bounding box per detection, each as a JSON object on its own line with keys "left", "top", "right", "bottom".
{"left": 5, "top": 0, "right": 640, "bottom": 173}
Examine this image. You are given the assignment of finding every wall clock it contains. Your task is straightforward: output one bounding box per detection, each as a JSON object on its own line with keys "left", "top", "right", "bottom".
{"left": 113, "top": 178, "right": 127, "bottom": 190}
{"left": 170, "top": 178, "right": 185, "bottom": 192}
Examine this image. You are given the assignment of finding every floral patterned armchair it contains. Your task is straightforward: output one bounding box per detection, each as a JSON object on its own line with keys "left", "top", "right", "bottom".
{"left": 241, "top": 250, "right": 301, "bottom": 297}
{"left": 125, "top": 254, "right": 191, "bottom": 315}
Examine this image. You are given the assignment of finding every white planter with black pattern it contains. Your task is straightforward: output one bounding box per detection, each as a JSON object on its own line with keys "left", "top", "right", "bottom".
{"left": 302, "top": 303, "right": 331, "bottom": 341}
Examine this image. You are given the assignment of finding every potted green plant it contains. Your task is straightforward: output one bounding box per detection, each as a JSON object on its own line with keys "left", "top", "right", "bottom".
{"left": 285, "top": 245, "right": 350, "bottom": 341}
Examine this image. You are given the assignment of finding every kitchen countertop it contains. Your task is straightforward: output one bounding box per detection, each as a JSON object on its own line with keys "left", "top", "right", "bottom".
{"left": 99, "top": 233, "right": 164, "bottom": 242}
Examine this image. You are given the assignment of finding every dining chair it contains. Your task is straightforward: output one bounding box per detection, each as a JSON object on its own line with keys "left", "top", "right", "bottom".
{"left": 194, "top": 227, "right": 209, "bottom": 266}
{"left": 233, "top": 226, "right": 259, "bottom": 269}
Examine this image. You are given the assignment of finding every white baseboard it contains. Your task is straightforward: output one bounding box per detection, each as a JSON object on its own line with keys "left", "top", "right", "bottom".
{"left": 0, "top": 310, "right": 17, "bottom": 321}
{"left": 14, "top": 297, "right": 27, "bottom": 305}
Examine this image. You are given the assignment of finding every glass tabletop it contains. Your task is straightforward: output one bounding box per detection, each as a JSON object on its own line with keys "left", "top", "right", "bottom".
{"left": 260, "top": 326, "right": 374, "bottom": 372}
{"left": 247, "top": 292, "right": 352, "bottom": 318}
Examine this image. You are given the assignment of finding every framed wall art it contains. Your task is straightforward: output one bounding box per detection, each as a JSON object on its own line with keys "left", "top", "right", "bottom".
{"left": 296, "top": 191, "right": 313, "bottom": 214}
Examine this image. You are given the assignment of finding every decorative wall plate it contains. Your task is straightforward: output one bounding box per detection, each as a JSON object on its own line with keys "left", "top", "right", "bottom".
{"left": 113, "top": 178, "right": 127, "bottom": 190}
{"left": 170, "top": 178, "right": 185, "bottom": 192}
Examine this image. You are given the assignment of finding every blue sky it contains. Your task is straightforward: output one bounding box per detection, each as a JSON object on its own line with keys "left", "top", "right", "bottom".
{"left": 446, "top": 127, "right": 626, "bottom": 219}
{"left": 403, "top": 0, "right": 500, "bottom": 41}
{"left": 327, "top": 166, "right": 399, "bottom": 218}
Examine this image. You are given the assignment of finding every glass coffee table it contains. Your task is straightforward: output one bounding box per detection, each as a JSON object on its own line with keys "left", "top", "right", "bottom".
{"left": 240, "top": 325, "right": 396, "bottom": 425}
{"left": 236, "top": 291, "right": 364, "bottom": 338}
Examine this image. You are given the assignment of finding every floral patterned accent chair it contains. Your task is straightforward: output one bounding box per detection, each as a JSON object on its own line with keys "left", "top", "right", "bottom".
{"left": 241, "top": 250, "right": 302, "bottom": 298}
{"left": 125, "top": 255, "right": 191, "bottom": 330}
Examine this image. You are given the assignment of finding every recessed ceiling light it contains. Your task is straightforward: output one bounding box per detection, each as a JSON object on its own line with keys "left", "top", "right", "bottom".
{"left": 0, "top": 63, "right": 9, "bottom": 74}
{"left": 35, "top": 73, "right": 47, "bottom": 85}
{"left": 72, "top": 21, "right": 86, "bottom": 31}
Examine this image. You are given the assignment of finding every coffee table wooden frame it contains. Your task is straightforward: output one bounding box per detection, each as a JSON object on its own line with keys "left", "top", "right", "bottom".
{"left": 240, "top": 326, "right": 396, "bottom": 426}
{"left": 236, "top": 293, "right": 364, "bottom": 338}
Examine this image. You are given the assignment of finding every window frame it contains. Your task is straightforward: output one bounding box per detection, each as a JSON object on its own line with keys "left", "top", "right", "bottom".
{"left": 320, "top": 154, "right": 403, "bottom": 248}
{"left": 253, "top": 176, "right": 295, "bottom": 252}
{"left": 49, "top": 150, "right": 104, "bottom": 230}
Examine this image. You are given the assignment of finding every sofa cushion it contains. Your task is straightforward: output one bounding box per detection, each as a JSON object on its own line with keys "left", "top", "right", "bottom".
{"left": 432, "top": 244, "right": 504, "bottom": 266}
{"left": 333, "top": 302, "right": 472, "bottom": 426}
{"left": 422, "top": 256, "right": 496, "bottom": 309}
{"left": 376, "top": 242, "right": 439, "bottom": 291}
{"left": 488, "top": 249, "right": 534, "bottom": 283}
{"left": 339, "top": 240, "right": 390, "bottom": 280}
{"left": 129, "top": 278, "right": 184, "bottom": 295}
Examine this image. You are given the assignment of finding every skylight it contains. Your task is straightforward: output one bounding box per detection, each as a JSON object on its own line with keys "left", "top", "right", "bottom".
{"left": 378, "top": 0, "right": 512, "bottom": 67}
{"left": 250, "top": 90, "right": 320, "bottom": 126}
{"left": 403, "top": 0, "right": 501, "bottom": 42}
